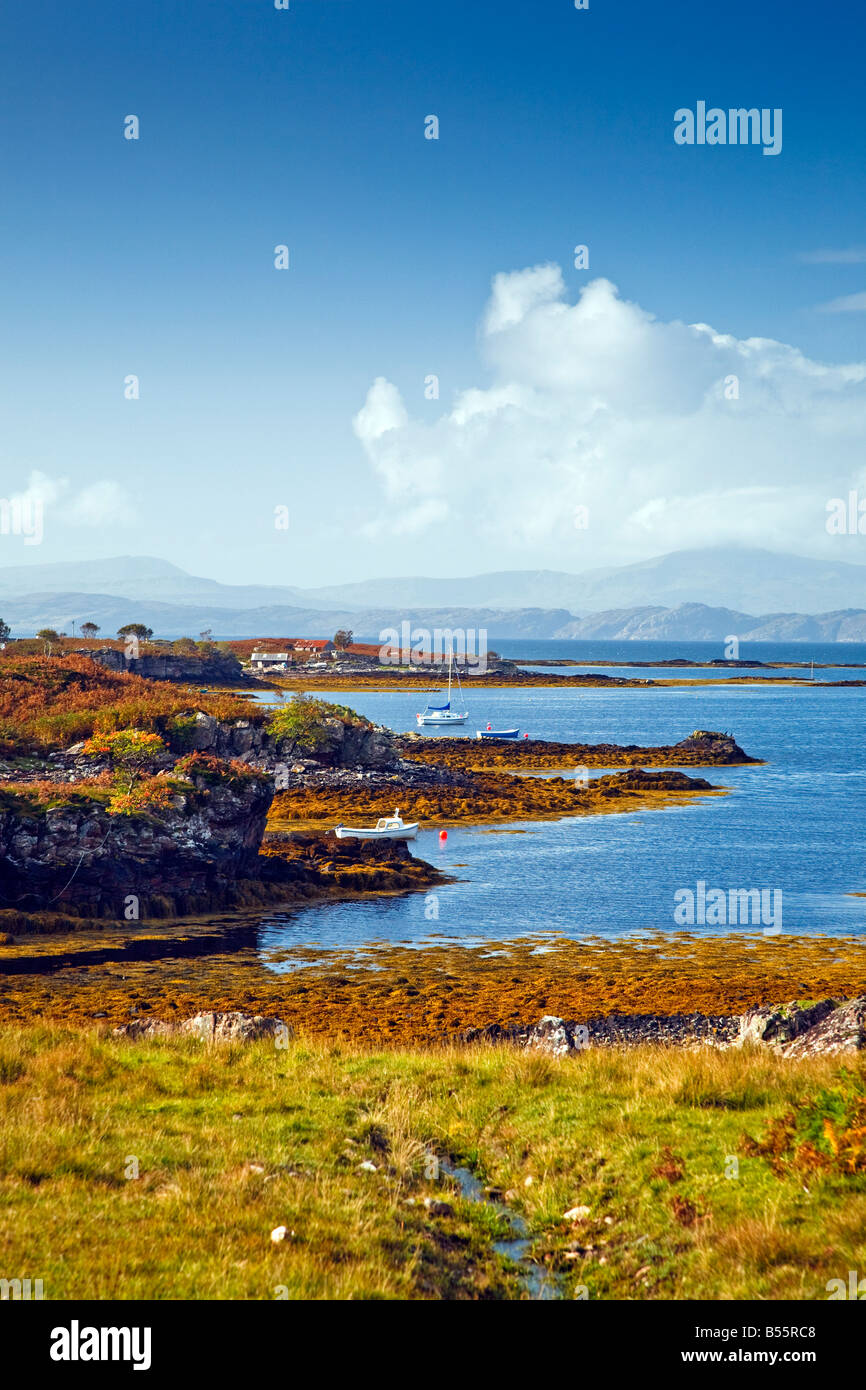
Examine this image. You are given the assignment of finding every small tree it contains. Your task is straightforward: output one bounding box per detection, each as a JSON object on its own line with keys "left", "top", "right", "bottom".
{"left": 80, "top": 622, "right": 100, "bottom": 639}
{"left": 0, "top": 618, "right": 10, "bottom": 644}
{"left": 117, "top": 623, "right": 154, "bottom": 641}
{"left": 36, "top": 627, "right": 60, "bottom": 654}
{"left": 82, "top": 729, "right": 166, "bottom": 794}
{"left": 333, "top": 629, "right": 353, "bottom": 651}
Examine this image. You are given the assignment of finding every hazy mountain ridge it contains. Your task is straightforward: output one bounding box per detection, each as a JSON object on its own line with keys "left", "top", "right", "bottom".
{"left": 4, "top": 547, "right": 866, "bottom": 615}
{"left": 3, "top": 592, "right": 866, "bottom": 643}
{"left": 557, "top": 603, "right": 866, "bottom": 643}
{"left": 0, "top": 593, "right": 576, "bottom": 641}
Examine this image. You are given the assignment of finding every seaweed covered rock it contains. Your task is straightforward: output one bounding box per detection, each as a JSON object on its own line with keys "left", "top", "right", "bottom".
{"left": 672, "top": 730, "right": 757, "bottom": 764}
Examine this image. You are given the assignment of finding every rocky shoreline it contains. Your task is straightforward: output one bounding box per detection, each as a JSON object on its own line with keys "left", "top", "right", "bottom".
{"left": 101, "top": 994, "right": 866, "bottom": 1059}
{"left": 2, "top": 690, "right": 742, "bottom": 921}
{"left": 465, "top": 996, "right": 866, "bottom": 1057}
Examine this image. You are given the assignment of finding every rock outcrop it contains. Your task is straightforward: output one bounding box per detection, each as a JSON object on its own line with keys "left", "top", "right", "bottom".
{"left": 114, "top": 1011, "right": 289, "bottom": 1042}
{"left": 0, "top": 772, "right": 274, "bottom": 916}
{"left": 782, "top": 999, "right": 866, "bottom": 1057}
{"left": 464, "top": 999, "right": 866, "bottom": 1058}
{"left": 734, "top": 998, "right": 840, "bottom": 1048}
{"left": 83, "top": 648, "right": 243, "bottom": 684}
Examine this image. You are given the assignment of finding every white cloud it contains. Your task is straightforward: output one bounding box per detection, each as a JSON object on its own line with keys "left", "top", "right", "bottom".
{"left": 817, "top": 291, "right": 866, "bottom": 313}
{"left": 6, "top": 471, "right": 134, "bottom": 529}
{"left": 66, "top": 481, "right": 133, "bottom": 527}
{"left": 353, "top": 267, "right": 866, "bottom": 564}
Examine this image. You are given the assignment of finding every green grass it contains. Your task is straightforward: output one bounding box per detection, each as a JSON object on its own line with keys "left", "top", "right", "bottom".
{"left": 0, "top": 1027, "right": 863, "bottom": 1300}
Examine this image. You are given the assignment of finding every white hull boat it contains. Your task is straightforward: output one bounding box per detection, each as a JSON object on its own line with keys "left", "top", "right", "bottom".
{"left": 334, "top": 808, "right": 419, "bottom": 841}
{"left": 417, "top": 709, "right": 468, "bottom": 727}
{"left": 416, "top": 649, "right": 468, "bottom": 728}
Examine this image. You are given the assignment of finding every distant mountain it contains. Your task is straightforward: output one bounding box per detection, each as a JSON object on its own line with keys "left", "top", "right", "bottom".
{"left": 300, "top": 549, "right": 866, "bottom": 614}
{"left": 0, "top": 556, "right": 333, "bottom": 611}
{"left": 556, "top": 603, "right": 866, "bottom": 643}
{"left": 3, "top": 591, "right": 866, "bottom": 642}
{"left": 0, "top": 592, "right": 575, "bottom": 641}
{"left": 558, "top": 549, "right": 866, "bottom": 615}
{"left": 4, "top": 548, "right": 866, "bottom": 615}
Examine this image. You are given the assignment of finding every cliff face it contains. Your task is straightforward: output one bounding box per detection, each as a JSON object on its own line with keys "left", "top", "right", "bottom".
{"left": 178, "top": 711, "right": 398, "bottom": 771}
{"left": 0, "top": 773, "right": 273, "bottom": 916}
{"left": 83, "top": 648, "right": 243, "bottom": 684}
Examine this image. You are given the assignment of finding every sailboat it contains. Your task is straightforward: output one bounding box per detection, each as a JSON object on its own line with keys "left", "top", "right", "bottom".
{"left": 416, "top": 649, "right": 469, "bottom": 727}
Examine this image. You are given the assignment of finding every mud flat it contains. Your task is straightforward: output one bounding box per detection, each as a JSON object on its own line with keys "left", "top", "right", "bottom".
{"left": 2, "top": 930, "right": 865, "bottom": 1042}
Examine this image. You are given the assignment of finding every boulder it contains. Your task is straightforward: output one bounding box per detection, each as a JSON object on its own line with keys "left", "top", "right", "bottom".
{"left": 735, "top": 998, "right": 840, "bottom": 1049}
{"left": 673, "top": 730, "right": 757, "bottom": 764}
{"left": 782, "top": 998, "right": 866, "bottom": 1057}
{"left": 524, "top": 1015, "right": 581, "bottom": 1057}
{"left": 114, "top": 1012, "right": 289, "bottom": 1042}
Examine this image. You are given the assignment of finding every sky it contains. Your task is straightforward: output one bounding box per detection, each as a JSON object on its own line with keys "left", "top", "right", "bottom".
{"left": 1, "top": 0, "right": 865, "bottom": 586}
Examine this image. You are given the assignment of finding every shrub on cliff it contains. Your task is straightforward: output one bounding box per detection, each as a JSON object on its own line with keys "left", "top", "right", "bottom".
{"left": 82, "top": 729, "right": 167, "bottom": 791}
{"left": 173, "top": 752, "right": 270, "bottom": 791}
{"left": 106, "top": 777, "right": 178, "bottom": 817}
{"left": 267, "top": 694, "right": 371, "bottom": 751}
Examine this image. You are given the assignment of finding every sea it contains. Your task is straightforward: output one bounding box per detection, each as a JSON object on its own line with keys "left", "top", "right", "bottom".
{"left": 248, "top": 640, "right": 866, "bottom": 963}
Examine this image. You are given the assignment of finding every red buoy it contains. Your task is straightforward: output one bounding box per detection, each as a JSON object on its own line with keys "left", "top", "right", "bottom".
{"left": 524, "top": 732, "right": 529, "bottom": 739}
{"left": 439, "top": 830, "right": 448, "bottom": 842}
{"left": 487, "top": 723, "right": 492, "bottom": 730}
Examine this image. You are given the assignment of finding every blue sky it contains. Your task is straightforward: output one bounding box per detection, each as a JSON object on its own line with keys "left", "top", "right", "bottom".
{"left": 1, "top": 0, "right": 865, "bottom": 585}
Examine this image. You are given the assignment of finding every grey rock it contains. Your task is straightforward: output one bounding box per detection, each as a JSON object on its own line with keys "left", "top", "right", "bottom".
{"left": 524, "top": 1015, "right": 579, "bottom": 1057}
{"left": 782, "top": 997, "right": 866, "bottom": 1057}
{"left": 735, "top": 998, "right": 840, "bottom": 1049}
{"left": 114, "top": 1011, "right": 290, "bottom": 1042}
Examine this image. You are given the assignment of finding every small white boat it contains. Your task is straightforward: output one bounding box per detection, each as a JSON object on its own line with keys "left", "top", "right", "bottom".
{"left": 334, "top": 808, "right": 419, "bottom": 841}
{"left": 417, "top": 650, "right": 468, "bottom": 727}
{"left": 475, "top": 727, "right": 521, "bottom": 740}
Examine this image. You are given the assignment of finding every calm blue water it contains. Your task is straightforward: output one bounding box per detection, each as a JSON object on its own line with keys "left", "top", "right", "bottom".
{"left": 256, "top": 682, "right": 866, "bottom": 960}
{"left": 513, "top": 664, "right": 865, "bottom": 680}
{"left": 494, "top": 638, "right": 866, "bottom": 667}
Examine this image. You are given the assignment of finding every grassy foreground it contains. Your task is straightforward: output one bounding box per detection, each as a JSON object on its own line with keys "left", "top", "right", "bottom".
{"left": 0, "top": 1026, "right": 864, "bottom": 1301}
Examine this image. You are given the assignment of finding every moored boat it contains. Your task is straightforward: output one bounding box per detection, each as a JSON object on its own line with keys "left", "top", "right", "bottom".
{"left": 334, "top": 808, "right": 419, "bottom": 841}
{"left": 416, "top": 649, "right": 469, "bottom": 727}
{"left": 475, "top": 727, "right": 521, "bottom": 740}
